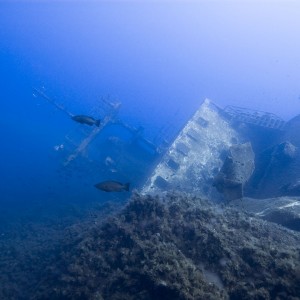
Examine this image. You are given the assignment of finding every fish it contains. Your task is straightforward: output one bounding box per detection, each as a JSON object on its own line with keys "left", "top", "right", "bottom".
{"left": 94, "top": 181, "right": 130, "bottom": 192}
{"left": 71, "top": 115, "right": 101, "bottom": 127}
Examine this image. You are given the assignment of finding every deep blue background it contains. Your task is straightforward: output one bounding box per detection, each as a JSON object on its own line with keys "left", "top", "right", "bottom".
{"left": 1, "top": 1, "right": 300, "bottom": 220}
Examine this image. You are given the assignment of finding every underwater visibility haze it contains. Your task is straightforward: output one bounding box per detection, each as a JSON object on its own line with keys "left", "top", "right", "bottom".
{"left": 1, "top": 1, "right": 300, "bottom": 299}
{"left": 1, "top": 1, "right": 300, "bottom": 208}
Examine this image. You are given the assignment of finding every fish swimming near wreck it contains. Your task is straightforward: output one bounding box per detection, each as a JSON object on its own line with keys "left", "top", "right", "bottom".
{"left": 71, "top": 115, "right": 101, "bottom": 127}
{"left": 94, "top": 181, "right": 130, "bottom": 192}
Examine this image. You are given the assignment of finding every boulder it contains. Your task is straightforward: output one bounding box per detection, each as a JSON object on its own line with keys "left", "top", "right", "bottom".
{"left": 213, "top": 142, "right": 255, "bottom": 201}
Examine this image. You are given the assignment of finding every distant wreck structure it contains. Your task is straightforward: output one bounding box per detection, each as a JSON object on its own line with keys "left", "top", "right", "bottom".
{"left": 34, "top": 87, "right": 299, "bottom": 205}
{"left": 142, "top": 99, "right": 254, "bottom": 201}
{"left": 141, "top": 99, "right": 289, "bottom": 202}
{"left": 33, "top": 88, "right": 163, "bottom": 195}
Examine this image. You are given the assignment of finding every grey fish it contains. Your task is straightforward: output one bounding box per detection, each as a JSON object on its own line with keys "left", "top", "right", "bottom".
{"left": 71, "top": 115, "right": 100, "bottom": 127}
{"left": 94, "top": 181, "right": 130, "bottom": 192}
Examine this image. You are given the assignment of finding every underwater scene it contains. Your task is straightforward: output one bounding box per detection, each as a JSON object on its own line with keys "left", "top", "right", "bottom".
{"left": 1, "top": 1, "right": 300, "bottom": 299}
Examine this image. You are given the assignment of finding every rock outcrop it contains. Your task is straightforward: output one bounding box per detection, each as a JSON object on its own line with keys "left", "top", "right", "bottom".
{"left": 31, "top": 193, "right": 300, "bottom": 300}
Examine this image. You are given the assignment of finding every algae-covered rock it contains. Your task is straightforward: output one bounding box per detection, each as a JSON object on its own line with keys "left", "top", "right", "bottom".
{"left": 33, "top": 192, "right": 300, "bottom": 300}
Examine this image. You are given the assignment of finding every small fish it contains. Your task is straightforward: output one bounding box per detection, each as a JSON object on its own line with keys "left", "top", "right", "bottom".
{"left": 71, "top": 115, "right": 100, "bottom": 127}
{"left": 94, "top": 180, "right": 130, "bottom": 192}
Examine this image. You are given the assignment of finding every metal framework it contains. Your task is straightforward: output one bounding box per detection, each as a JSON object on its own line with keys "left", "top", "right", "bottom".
{"left": 223, "top": 105, "right": 286, "bottom": 130}
{"left": 33, "top": 88, "right": 160, "bottom": 167}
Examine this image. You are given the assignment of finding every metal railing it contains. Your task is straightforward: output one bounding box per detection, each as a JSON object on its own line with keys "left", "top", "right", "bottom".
{"left": 223, "top": 105, "right": 286, "bottom": 130}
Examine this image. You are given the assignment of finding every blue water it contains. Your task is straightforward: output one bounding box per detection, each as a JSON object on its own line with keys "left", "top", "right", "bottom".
{"left": 1, "top": 1, "right": 300, "bottom": 221}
